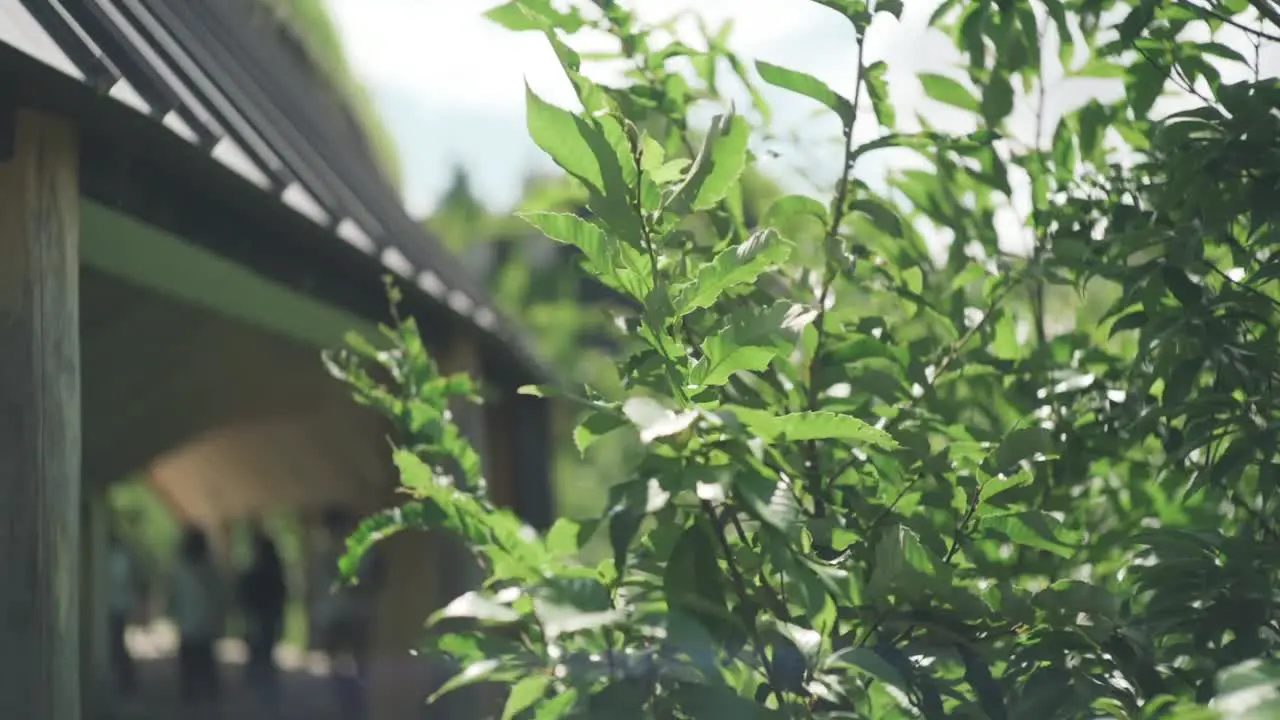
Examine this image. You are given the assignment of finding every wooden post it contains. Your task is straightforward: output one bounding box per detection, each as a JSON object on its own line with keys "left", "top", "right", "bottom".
{"left": 511, "top": 393, "right": 555, "bottom": 530}
{"left": 80, "top": 483, "right": 112, "bottom": 719}
{"left": 0, "top": 109, "right": 81, "bottom": 720}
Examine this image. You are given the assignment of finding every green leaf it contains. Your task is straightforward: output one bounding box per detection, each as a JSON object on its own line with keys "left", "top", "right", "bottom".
{"left": 525, "top": 85, "right": 610, "bottom": 194}
{"left": 994, "top": 426, "right": 1053, "bottom": 469}
{"left": 503, "top": 675, "right": 552, "bottom": 720}
{"left": 694, "top": 344, "right": 778, "bottom": 387}
{"left": 534, "top": 688, "right": 579, "bottom": 719}
{"left": 875, "top": 0, "right": 904, "bottom": 18}
{"left": 674, "top": 229, "right": 792, "bottom": 316}
{"left": 981, "top": 72, "right": 1015, "bottom": 126}
{"left": 756, "top": 60, "right": 855, "bottom": 126}
{"left": 664, "top": 519, "right": 730, "bottom": 633}
{"left": 622, "top": 397, "right": 698, "bottom": 444}
{"left": 545, "top": 518, "right": 581, "bottom": 557}
{"left": 670, "top": 683, "right": 785, "bottom": 719}
{"left": 1125, "top": 61, "right": 1165, "bottom": 117}
{"left": 864, "top": 60, "right": 896, "bottom": 129}
{"left": 519, "top": 212, "right": 648, "bottom": 289}
{"left": 429, "top": 591, "right": 520, "bottom": 626}
{"left": 980, "top": 468, "right": 1033, "bottom": 503}
{"left": 957, "top": 644, "right": 1007, "bottom": 720}
{"left": 745, "top": 410, "right": 899, "bottom": 449}
{"left": 824, "top": 647, "right": 912, "bottom": 694}
{"left": 429, "top": 659, "right": 517, "bottom": 703}
{"left": 485, "top": 0, "right": 583, "bottom": 32}
{"left": 669, "top": 111, "right": 751, "bottom": 212}
{"left": 848, "top": 197, "right": 903, "bottom": 237}
{"left": 525, "top": 86, "right": 641, "bottom": 245}
{"left": 694, "top": 306, "right": 794, "bottom": 387}
{"left": 919, "top": 73, "right": 979, "bottom": 112}
{"left": 867, "top": 525, "right": 946, "bottom": 601}
{"left": 572, "top": 410, "right": 628, "bottom": 456}
{"left": 763, "top": 194, "right": 829, "bottom": 229}
{"left": 979, "top": 511, "right": 1076, "bottom": 557}
{"left": 484, "top": 1, "right": 543, "bottom": 30}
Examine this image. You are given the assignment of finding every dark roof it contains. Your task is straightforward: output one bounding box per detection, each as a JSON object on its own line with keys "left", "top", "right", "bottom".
{"left": 0, "top": 0, "right": 547, "bottom": 384}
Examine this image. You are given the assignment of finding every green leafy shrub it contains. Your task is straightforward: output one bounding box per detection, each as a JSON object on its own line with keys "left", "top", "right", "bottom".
{"left": 327, "top": 0, "right": 1280, "bottom": 717}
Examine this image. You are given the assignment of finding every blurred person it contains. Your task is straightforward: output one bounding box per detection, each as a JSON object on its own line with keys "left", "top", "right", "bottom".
{"left": 107, "top": 529, "right": 141, "bottom": 697}
{"left": 311, "top": 507, "right": 382, "bottom": 720}
{"left": 238, "top": 524, "right": 287, "bottom": 711}
{"left": 170, "top": 526, "right": 224, "bottom": 706}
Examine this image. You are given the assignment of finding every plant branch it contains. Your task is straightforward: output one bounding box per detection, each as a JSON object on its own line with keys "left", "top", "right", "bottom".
{"left": 700, "top": 501, "right": 786, "bottom": 705}
{"left": 1247, "top": 0, "right": 1280, "bottom": 30}
{"left": 828, "top": 271, "right": 1027, "bottom": 485}
{"left": 1182, "top": 0, "right": 1280, "bottom": 41}
{"left": 804, "top": 30, "right": 870, "bottom": 517}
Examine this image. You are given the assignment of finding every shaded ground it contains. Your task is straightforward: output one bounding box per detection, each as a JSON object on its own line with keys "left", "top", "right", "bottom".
{"left": 106, "top": 622, "right": 348, "bottom": 720}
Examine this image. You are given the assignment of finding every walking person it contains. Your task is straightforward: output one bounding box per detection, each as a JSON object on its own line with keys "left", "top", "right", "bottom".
{"left": 312, "top": 507, "right": 381, "bottom": 720}
{"left": 170, "top": 526, "right": 225, "bottom": 708}
{"left": 239, "top": 525, "right": 287, "bottom": 712}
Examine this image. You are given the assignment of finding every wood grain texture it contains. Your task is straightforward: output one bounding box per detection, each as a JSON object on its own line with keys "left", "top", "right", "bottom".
{"left": 0, "top": 109, "right": 81, "bottom": 720}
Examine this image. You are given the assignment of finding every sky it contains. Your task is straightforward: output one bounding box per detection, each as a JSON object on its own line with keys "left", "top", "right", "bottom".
{"left": 325, "top": 0, "right": 972, "bottom": 217}
{"left": 325, "top": 0, "right": 1276, "bottom": 230}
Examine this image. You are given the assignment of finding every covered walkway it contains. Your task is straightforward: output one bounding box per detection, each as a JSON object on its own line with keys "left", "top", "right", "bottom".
{"left": 108, "top": 622, "right": 434, "bottom": 720}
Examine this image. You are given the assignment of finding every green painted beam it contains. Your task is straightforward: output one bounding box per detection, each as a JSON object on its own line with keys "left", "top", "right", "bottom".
{"left": 80, "top": 200, "right": 384, "bottom": 351}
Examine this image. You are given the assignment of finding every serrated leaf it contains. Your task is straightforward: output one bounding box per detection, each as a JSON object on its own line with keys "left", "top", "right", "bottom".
{"left": 526, "top": 85, "right": 610, "bottom": 194}
{"left": 485, "top": 0, "right": 583, "bottom": 32}
{"left": 545, "top": 518, "right": 581, "bottom": 557}
{"left": 745, "top": 411, "right": 899, "bottom": 449}
{"left": 864, "top": 60, "right": 896, "bottom": 129}
{"left": 919, "top": 72, "right": 979, "bottom": 112}
{"left": 693, "top": 345, "right": 778, "bottom": 387}
{"left": 573, "top": 410, "right": 628, "bottom": 456}
{"left": 980, "top": 468, "right": 1033, "bottom": 503}
{"left": 695, "top": 308, "right": 790, "bottom": 386}
{"left": 484, "top": 1, "right": 543, "bottom": 30}
{"left": 674, "top": 229, "right": 792, "bottom": 316}
{"left": 519, "top": 211, "right": 650, "bottom": 298}
{"left": 525, "top": 86, "right": 641, "bottom": 246}
{"left": 980, "top": 511, "right": 1076, "bottom": 557}
{"left": 757, "top": 60, "right": 855, "bottom": 126}
{"left": 669, "top": 111, "right": 750, "bottom": 211}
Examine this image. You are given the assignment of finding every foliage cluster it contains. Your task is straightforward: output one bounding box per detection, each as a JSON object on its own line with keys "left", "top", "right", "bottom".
{"left": 329, "top": 0, "right": 1280, "bottom": 717}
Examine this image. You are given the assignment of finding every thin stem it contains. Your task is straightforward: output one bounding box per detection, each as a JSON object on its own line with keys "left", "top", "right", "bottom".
{"left": 827, "top": 272, "right": 1027, "bottom": 484}
{"left": 1247, "top": 0, "right": 1280, "bottom": 30}
{"left": 1182, "top": 1, "right": 1280, "bottom": 41}
{"left": 804, "top": 30, "right": 870, "bottom": 515}
{"left": 700, "top": 501, "right": 786, "bottom": 707}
